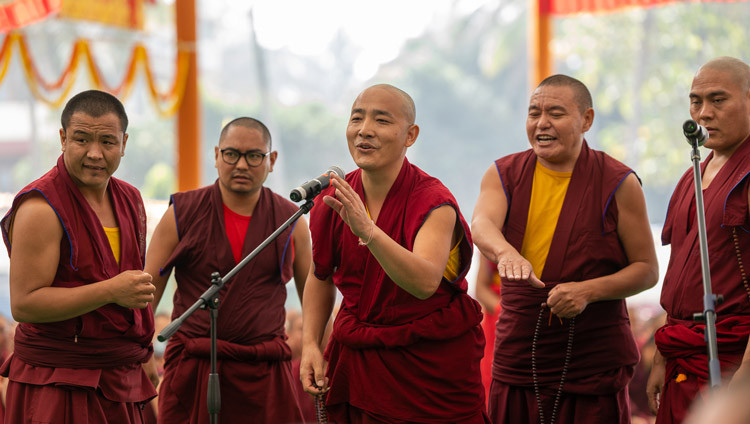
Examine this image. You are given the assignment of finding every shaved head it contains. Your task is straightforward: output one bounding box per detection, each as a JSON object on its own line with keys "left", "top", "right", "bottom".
{"left": 536, "top": 74, "right": 593, "bottom": 114}
{"left": 696, "top": 56, "right": 750, "bottom": 92}
{"left": 359, "top": 84, "right": 416, "bottom": 125}
{"left": 219, "top": 117, "right": 272, "bottom": 149}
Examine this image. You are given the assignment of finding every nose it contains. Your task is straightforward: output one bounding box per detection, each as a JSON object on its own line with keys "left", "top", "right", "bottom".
{"left": 358, "top": 117, "right": 376, "bottom": 138}
{"left": 236, "top": 154, "right": 250, "bottom": 169}
{"left": 696, "top": 103, "right": 714, "bottom": 123}
{"left": 87, "top": 141, "right": 104, "bottom": 161}
{"left": 536, "top": 112, "right": 552, "bottom": 130}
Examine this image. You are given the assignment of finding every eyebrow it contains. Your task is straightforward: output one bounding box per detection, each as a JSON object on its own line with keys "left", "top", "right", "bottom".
{"left": 222, "top": 147, "right": 266, "bottom": 153}
{"left": 528, "top": 105, "right": 567, "bottom": 113}
{"left": 690, "top": 90, "right": 729, "bottom": 99}
{"left": 351, "top": 108, "right": 396, "bottom": 119}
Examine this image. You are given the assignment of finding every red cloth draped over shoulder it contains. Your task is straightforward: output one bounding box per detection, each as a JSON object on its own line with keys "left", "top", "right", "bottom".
{"left": 157, "top": 182, "right": 303, "bottom": 424}
{"left": 656, "top": 137, "right": 750, "bottom": 423}
{"left": 309, "top": 158, "right": 488, "bottom": 423}
{"left": 660, "top": 136, "right": 750, "bottom": 321}
{"left": 492, "top": 141, "right": 639, "bottom": 392}
{"left": 0, "top": 155, "right": 156, "bottom": 418}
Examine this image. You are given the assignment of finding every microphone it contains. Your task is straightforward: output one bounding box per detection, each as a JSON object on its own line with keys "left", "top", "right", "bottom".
{"left": 683, "top": 119, "right": 709, "bottom": 146}
{"left": 289, "top": 166, "right": 345, "bottom": 202}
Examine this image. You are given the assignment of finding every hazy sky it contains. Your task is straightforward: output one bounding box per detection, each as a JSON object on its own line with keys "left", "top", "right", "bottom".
{"left": 203, "top": 0, "right": 494, "bottom": 80}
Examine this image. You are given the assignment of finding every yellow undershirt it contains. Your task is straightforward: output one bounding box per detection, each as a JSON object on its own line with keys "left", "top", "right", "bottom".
{"left": 520, "top": 162, "right": 572, "bottom": 277}
{"left": 103, "top": 226, "right": 121, "bottom": 265}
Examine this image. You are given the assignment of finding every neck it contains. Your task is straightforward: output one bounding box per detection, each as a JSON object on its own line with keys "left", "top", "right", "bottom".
{"left": 78, "top": 183, "right": 110, "bottom": 207}
{"left": 712, "top": 134, "right": 749, "bottom": 163}
{"left": 360, "top": 159, "right": 404, "bottom": 218}
{"left": 220, "top": 185, "right": 261, "bottom": 216}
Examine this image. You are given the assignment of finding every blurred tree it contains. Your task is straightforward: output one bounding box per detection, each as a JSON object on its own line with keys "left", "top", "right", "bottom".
{"left": 556, "top": 2, "right": 750, "bottom": 220}
{"left": 141, "top": 162, "right": 175, "bottom": 200}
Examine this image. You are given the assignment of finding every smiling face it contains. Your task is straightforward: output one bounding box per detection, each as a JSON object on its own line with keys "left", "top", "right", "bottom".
{"left": 346, "top": 85, "right": 419, "bottom": 177}
{"left": 214, "top": 124, "right": 276, "bottom": 196}
{"left": 689, "top": 66, "right": 750, "bottom": 155}
{"left": 60, "top": 111, "right": 127, "bottom": 193}
{"left": 526, "top": 84, "right": 593, "bottom": 172}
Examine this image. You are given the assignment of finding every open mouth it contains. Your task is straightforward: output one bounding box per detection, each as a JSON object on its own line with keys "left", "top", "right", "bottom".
{"left": 536, "top": 135, "right": 556, "bottom": 145}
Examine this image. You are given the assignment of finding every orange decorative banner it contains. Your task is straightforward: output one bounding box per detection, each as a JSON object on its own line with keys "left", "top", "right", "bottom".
{"left": 59, "top": 0, "right": 143, "bottom": 30}
{"left": 0, "top": 32, "right": 190, "bottom": 115}
{"left": 542, "top": 0, "right": 750, "bottom": 15}
{"left": 0, "top": 0, "right": 60, "bottom": 32}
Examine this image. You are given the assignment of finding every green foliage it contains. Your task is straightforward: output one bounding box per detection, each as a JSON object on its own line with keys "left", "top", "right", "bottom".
{"left": 141, "top": 162, "right": 175, "bottom": 200}
{"left": 556, "top": 2, "right": 750, "bottom": 206}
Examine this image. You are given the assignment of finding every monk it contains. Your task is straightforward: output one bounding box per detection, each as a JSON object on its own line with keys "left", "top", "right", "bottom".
{"left": 0, "top": 90, "right": 158, "bottom": 423}
{"left": 471, "top": 74, "right": 658, "bottom": 424}
{"left": 646, "top": 56, "right": 750, "bottom": 424}
{"left": 144, "top": 117, "right": 311, "bottom": 423}
{"left": 300, "top": 84, "right": 489, "bottom": 423}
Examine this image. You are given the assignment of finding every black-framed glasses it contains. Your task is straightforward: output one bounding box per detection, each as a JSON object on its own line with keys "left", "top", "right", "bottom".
{"left": 220, "top": 148, "right": 270, "bottom": 167}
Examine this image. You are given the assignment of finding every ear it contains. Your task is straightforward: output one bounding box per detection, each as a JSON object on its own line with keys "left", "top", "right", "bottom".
{"left": 214, "top": 146, "right": 220, "bottom": 169}
{"left": 267, "top": 151, "right": 278, "bottom": 172}
{"left": 581, "top": 108, "right": 595, "bottom": 133}
{"left": 121, "top": 133, "right": 128, "bottom": 157}
{"left": 59, "top": 128, "right": 66, "bottom": 151}
{"left": 405, "top": 124, "right": 419, "bottom": 148}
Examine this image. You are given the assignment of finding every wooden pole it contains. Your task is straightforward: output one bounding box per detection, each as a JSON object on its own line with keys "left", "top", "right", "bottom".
{"left": 530, "top": 0, "right": 553, "bottom": 89}
{"left": 175, "top": 0, "right": 200, "bottom": 191}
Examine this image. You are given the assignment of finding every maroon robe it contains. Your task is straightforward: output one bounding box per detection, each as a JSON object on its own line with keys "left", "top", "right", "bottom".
{"left": 310, "top": 158, "right": 488, "bottom": 424}
{"left": 0, "top": 155, "right": 156, "bottom": 423}
{"left": 656, "top": 136, "right": 750, "bottom": 424}
{"left": 489, "top": 141, "right": 639, "bottom": 424}
{"left": 157, "top": 182, "right": 304, "bottom": 424}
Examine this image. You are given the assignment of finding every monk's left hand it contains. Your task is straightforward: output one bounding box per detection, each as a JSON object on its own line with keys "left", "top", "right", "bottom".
{"left": 323, "top": 174, "right": 375, "bottom": 241}
{"left": 142, "top": 356, "right": 160, "bottom": 388}
{"left": 546, "top": 282, "right": 591, "bottom": 318}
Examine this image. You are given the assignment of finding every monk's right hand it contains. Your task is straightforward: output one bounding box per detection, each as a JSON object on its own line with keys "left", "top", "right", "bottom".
{"left": 496, "top": 250, "right": 545, "bottom": 288}
{"left": 300, "top": 345, "right": 329, "bottom": 395}
{"left": 646, "top": 350, "right": 666, "bottom": 415}
{"left": 106, "top": 270, "right": 156, "bottom": 309}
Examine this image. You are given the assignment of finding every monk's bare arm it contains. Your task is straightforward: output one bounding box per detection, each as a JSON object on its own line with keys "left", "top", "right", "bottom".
{"left": 364, "top": 204, "right": 455, "bottom": 300}
{"left": 291, "top": 216, "right": 312, "bottom": 303}
{"left": 546, "top": 173, "right": 658, "bottom": 317}
{"left": 9, "top": 195, "right": 155, "bottom": 323}
{"left": 144, "top": 204, "right": 180, "bottom": 310}
{"left": 646, "top": 316, "right": 667, "bottom": 414}
{"left": 471, "top": 164, "right": 544, "bottom": 287}
{"left": 300, "top": 270, "right": 336, "bottom": 394}
{"left": 325, "top": 175, "right": 457, "bottom": 300}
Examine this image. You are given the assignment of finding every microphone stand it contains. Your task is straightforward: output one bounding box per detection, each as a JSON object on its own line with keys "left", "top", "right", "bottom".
{"left": 686, "top": 132, "right": 723, "bottom": 388}
{"left": 157, "top": 199, "right": 316, "bottom": 423}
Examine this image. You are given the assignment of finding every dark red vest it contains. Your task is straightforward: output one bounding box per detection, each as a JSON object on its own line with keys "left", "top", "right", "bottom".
{"left": 657, "top": 136, "right": 750, "bottom": 381}
{"left": 492, "top": 141, "right": 640, "bottom": 392}
{"left": 162, "top": 182, "right": 297, "bottom": 345}
{"left": 1, "top": 155, "right": 153, "bottom": 368}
